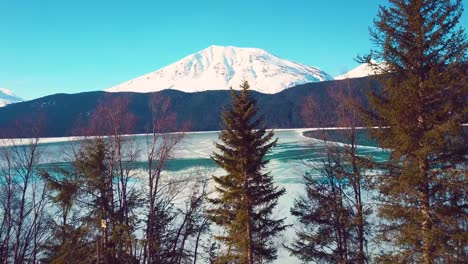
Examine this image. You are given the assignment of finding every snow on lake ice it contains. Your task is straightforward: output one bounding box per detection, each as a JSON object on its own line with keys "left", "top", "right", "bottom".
{"left": 1, "top": 129, "right": 386, "bottom": 263}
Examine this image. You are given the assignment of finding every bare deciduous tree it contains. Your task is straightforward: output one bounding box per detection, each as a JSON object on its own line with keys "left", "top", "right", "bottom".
{"left": 144, "top": 94, "right": 184, "bottom": 263}
{"left": 0, "top": 121, "right": 48, "bottom": 264}
{"left": 290, "top": 81, "right": 372, "bottom": 264}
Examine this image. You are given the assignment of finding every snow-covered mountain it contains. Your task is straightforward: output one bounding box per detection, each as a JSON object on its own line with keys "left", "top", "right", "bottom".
{"left": 0, "top": 88, "right": 23, "bottom": 107}
{"left": 335, "top": 61, "right": 386, "bottom": 80}
{"left": 107, "top": 45, "right": 333, "bottom": 94}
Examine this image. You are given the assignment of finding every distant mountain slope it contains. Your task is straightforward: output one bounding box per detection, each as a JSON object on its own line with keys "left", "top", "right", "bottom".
{"left": 335, "top": 61, "right": 386, "bottom": 80}
{"left": 107, "top": 45, "right": 333, "bottom": 94}
{"left": 0, "top": 88, "right": 23, "bottom": 107}
{"left": 0, "top": 78, "right": 375, "bottom": 138}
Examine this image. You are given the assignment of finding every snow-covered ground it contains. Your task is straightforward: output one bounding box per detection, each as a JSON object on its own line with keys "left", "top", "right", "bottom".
{"left": 106, "top": 45, "right": 333, "bottom": 94}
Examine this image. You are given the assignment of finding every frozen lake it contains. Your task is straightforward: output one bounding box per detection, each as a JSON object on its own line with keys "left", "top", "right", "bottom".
{"left": 3, "top": 129, "right": 386, "bottom": 263}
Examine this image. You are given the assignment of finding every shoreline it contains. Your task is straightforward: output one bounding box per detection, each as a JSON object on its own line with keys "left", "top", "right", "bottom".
{"left": 0, "top": 127, "right": 353, "bottom": 147}
{"left": 5, "top": 124, "right": 464, "bottom": 148}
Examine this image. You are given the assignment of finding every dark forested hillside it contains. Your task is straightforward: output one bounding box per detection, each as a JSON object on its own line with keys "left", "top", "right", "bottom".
{"left": 0, "top": 77, "right": 374, "bottom": 138}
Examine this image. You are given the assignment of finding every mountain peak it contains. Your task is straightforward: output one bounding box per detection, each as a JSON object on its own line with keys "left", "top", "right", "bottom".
{"left": 0, "top": 88, "right": 15, "bottom": 96}
{"left": 0, "top": 88, "right": 23, "bottom": 107}
{"left": 107, "top": 46, "right": 333, "bottom": 94}
{"left": 334, "top": 60, "right": 386, "bottom": 80}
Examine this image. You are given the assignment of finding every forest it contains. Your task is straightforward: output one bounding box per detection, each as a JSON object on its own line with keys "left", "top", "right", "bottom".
{"left": 0, "top": 1, "right": 467, "bottom": 263}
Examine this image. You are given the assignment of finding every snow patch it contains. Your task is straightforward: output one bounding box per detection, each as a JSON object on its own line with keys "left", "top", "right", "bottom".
{"left": 0, "top": 88, "right": 23, "bottom": 107}
{"left": 335, "top": 60, "right": 387, "bottom": 80}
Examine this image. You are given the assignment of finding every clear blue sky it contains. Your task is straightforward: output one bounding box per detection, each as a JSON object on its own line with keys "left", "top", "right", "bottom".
{"left": 1, "top": 0, "right": 466, "bottom": 100}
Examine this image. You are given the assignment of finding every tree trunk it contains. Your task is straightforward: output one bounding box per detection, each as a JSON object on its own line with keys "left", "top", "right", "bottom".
{"left": 244, "top": 172, "right": 254, "bottom": 264}
{"left": 350, "top": 136, "right": 365, "bottom": 264}
{"left": 420, "top": 157, "right": 433, "bottom": 264}
{"left": 246, "top": 205, "right": 254, "bottom": 264}
{"left": 356, "top": 191, "right": 364, "bottom": 264}
{"left": 193, "top": 219, "right": 208, "bottom": 264}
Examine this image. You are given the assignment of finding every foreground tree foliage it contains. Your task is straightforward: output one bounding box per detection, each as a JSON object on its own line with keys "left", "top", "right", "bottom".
{"left": 209, "top": 81, "right": 286, "bottom": 264}
{"left": 0, "top": 137, "right": 48, "bottom": 264}
{"left": 41, "top": 136, "right": 139, "bottom": 263}
{"left": 361, "top": 0, "right": 467, "bottom": 263}
{"left": 144, "top": 94, "right": 182, "bottom": 263}
{"left": 40, "top": 166, "right": 90, "bottom": 263}
{"left": 34, "top": 95, "right": 211, "bottom": 263}
{"left": 289, "top": 84, "right": 372, "bottom": 264}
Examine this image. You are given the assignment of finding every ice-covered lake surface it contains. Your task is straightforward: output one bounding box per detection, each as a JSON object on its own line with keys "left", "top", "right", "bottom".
{"left": 6, "top": 129, "right": 387, "bottom": 263}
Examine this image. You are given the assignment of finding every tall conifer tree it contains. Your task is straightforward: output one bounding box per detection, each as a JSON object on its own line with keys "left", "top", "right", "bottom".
{"left": 209, "top": 81, "right": 286, "bottom": 264}
{"left": 289, "top": 85, "right": 371, "bottom": 264}
{"left": 362, "top": 0, "right": 467, "bottom": 263}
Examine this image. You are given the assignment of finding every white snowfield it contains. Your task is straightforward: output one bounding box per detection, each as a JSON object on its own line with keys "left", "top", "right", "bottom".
{"left": 0, "top": 88, "right": 23, "bottom": 107}
{"left": 106, "top": 45, "right": 334, "bottom": 94}
{"left": 334, "top": 60, "right": 386, "bottom": 80}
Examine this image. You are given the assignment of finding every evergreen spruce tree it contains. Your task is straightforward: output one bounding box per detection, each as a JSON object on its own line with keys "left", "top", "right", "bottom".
{"left": 289, "top": 156, "right": 356, "bottom": 264}
{"left": 72, "top": 138, "right": 137, "bottom": 263}
{"left": 208, "top": 81, "right": 287, "bottom": 264}
{"left": 39, "top": 168, "right": 91, "bottom": 263}
{"left": 74, "top": 138, "right": 116, "bottom": 263}
{"left": 289, "top": 86, "right": 372, "bottom": 264}
{"left": 362, "top": 0, "right": 467, "bottom": 263}
{"left": 41, "top": 138, "right": 114, "bottom": 263}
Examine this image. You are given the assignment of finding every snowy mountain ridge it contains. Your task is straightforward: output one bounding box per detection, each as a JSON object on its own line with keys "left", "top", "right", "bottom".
{"left": 0, "top": 88, "right": 23, "bottom": 107}
{"left": 334, "top": 60, "right": 386, "bottom": 80}
{"left": 107, "top": 45, "right": 334, "bottom": 94}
